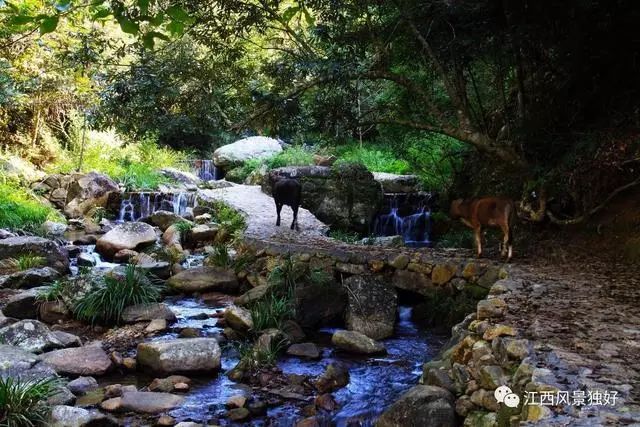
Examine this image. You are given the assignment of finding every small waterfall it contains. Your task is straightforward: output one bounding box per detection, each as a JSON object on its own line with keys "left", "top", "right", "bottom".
{"left": 117, "top": 192, "right": 197, "bottom": 222}
{"left": 373, "top": 194, "right": 433, "bottom": 247}
{"left": 194, "top": 160, "right": 220, "bottom": 181}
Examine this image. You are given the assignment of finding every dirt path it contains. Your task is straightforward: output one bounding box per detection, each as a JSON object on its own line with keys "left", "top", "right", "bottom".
{"left": 199, "top": 184, "right": 330, "bottom": 243}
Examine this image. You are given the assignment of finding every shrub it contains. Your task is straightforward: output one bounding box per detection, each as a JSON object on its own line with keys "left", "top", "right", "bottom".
{"left": 0, "top": 377, "right": 60, "bottom": 427}
{"left": 0, "top": 182, "right": 61, "bottom": 230}
{"left": 73, "top": 265, "right": 163, "bottom": 325}
{"left": 265, "top": 146, "right": 315, "bottom": 169}
{"left": 204, "top": 244, "right": 253, "bottom": 273}
{"left": 328, "top": 229, "right": 361, "bottom": 244}
{"left": 210, "top": 200, "right": 246, "bottom": 236}
{"left": 2, "top": 254, "right": 46, "bottom": 272}
{"left": 250, "top": 292, "right": 294, "bottom": 331}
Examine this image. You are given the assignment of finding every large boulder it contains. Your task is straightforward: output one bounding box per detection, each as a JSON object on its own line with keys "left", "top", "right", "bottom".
{"left": 343, "top": 275, "right": 397, "bottom": 340}
{"left": 0, "top": 236, "right": 69, "bottom": 273}
{"left": 0, "top": 267, "right": 61, "bottom": 289}
{"left": 137, "top": 338, "right": 221, "bottom": 373}
{"left": 294, "top": 281, "right": 347, "bottom": 329}
{"left": 38, "top": 344, "right": 113, "bottom": 376}
{"left": 2, "top": 286, "right": 50, "bottom": 319}
{"left": 148, "top": 210, "right": 184, "bottom": 231}
{"left": 213, "top": 136, "right": 283, "bottom": 168}
{"left": 63, "top": 172, "right": 120, "bottom": 218}
{"left": 375, "top": 385, "right": 456, "bottom": 427}
{"left": 166, "top": 266, "right": 238, "bottom": 293}
{"left": 372, "top": 172, "right": 422, "bottom": 193}
{"left": 96, "top": 222, "right": 157, "bottom": 260}
{"left": 0, "top": 319, "right": 63, "bottom": 353}
{"left": 0, "top": 343, "right": 58, "bottom": 380}
{"left": 267, "top": 164, "right": 383, "bottom": 233}
{"left": 331, "top": 330, "right": 386, "bottom": 355}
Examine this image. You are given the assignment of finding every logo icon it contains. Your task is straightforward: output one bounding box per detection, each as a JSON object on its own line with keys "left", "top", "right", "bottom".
{"left": 494, "top": 385, "right": 521, "bottom": 408}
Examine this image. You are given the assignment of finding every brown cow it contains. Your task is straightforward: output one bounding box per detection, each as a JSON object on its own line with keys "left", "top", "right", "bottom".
{"left": 450, "top": 197, "right": 516, "bottom": 261}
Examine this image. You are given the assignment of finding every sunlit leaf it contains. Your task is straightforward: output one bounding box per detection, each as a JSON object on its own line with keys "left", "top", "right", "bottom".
{"left": 167, "top": 19, "right": 184, "bottom": 36}
{"left": 282, "top": 6, "right": 299, "bottom": 23}
{"left": 137, "top": 0, "right": 150, "bottom": 15}
{"left": 10, "top": 15, "right": 33, "bottom": 25}
{"left": 166, "top": 5, "right": 188, "bottom": 22}
{"left": 39, "top": 15, "right": 59, "bottom": 34}
{"left": 92, "top": 8, "right": 110, "bottom": 19}
{"left": 302, "top": 7, "right": 314, "bottom": 26}
{"left": 117, "top": 16, "right": 139, "bottom": 34}
{"left": 142, "top": 32, "right": 154, "bottom": 49}
{"left": 149, "top": 12, "right": 164, "bottom": 26}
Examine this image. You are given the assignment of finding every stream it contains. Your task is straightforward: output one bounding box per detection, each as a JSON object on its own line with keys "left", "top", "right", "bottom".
{"left": 61, "top": 190, "right": 448, "bottom": 426}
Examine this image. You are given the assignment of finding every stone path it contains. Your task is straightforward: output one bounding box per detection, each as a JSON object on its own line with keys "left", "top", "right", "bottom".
{"left": 199, "top": 184, "right": 330, "bottom": 242}
{"left": 506, "top": 258, "right": 640, "bottom": 425}
{"left": 199, "top": 183, "right": 640, "bottom": 425}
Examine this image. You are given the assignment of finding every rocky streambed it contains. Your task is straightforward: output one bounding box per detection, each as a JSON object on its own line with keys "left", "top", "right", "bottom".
{"left": 1, "top": 171, "right": 487, "bottom": 427}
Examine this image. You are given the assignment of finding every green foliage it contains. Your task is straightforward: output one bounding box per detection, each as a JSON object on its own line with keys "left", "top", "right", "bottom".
{"left": 37, "top": 279, "right": 67, "bottom": 302}
{"left": 3, "top": 254, "right": 46, "bottom": 272}
{"left": 265, "top": 146, "right": 315, "bottom": 169}
{"left": 210, "top": 201, "right": 246, "bottom": 236}
{"left": 0, "top": 376, "right": 60, "bottom": 427}
{"left": 335, "top": 144, "right": 411, "bottom": 174}
{"left": 232, "top": 338, "right": 286, "bottom": 371}
{"left": 204, "top": 244, "right": 253, "bottom": 273}
{"left": 435, "top": 228, "right": 474, "bottom": 249}
{"left": 0, "top": 182, "right": 61, "bottom": 231}
{"left": 73, "top": 265, "right": 163, "bottom": 325}
{"left": 328, "top": 229, "right": 361, "bottom": 244}
{"left": 50, "top": 129, "right": 186, "bottom": 191}
{"left": 250, "top": 292, "right": 294, "bottom": 331}
{"left": 174, "top": 221, "right": 194, "bottom": 243}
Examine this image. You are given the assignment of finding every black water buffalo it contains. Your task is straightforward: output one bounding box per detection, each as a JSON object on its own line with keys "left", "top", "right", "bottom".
{"left": 272, "top": 178, "right": 301, "bottom": 230}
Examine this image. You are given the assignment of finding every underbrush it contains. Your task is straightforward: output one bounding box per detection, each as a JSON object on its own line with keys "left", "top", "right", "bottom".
{"left": 50, "top": 129, "right": 187, "bottom": 191}
{"left": 0, "top": 182, "right": 63, "bottom": 230}
{"left": 335, "top": 144, "right": 411, "bottom": 174}
{"left": 414, "top": 286, "right": 488, "bottom": 329}
{"left": 0, "top": 377, "right": 60, "bottom": 427}
{"left": 204, "top": 244, "right": 253, "bottom": 273}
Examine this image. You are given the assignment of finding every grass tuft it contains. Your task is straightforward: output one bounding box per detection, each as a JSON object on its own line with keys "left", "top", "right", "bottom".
{"left": 0, "top": 377, "right": 60, "bottom": 427}
{"left": 73, "top": 265, "right": 163, "bottom": 325}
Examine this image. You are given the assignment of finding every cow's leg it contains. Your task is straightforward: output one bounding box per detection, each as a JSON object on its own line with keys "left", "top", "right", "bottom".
{"left": 474, "top": 227, "right": 483, "bottom": 258}
{"left": 275, "top": 202, "right": 282, "bottom": 226}
{"left": 291, "top": 205, "right": 299, "bottom": 230}
{"left": 500, "top": 223, "right": 509, "bottom": 258}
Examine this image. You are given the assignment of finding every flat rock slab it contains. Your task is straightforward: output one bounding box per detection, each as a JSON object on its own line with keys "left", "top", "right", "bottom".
{"left": 137, "top": 338, "right": 221, "bottom": 374}
{"left": 166, "top": 267, "right": 238, "bottom": 293}
{"left": 0, "top": 319, "right": 63, "bottom": 353}
{"left": 121, "top": 303, "right": 177, "bottom": 323}
{"left": 39, "top": 345, "right": 113, "bottom": 376}
{"left": 121, "top": 391, "right": 185, "bottom": 414}
{"left": 331, "top": 330, "right": 386, "bottom": 355}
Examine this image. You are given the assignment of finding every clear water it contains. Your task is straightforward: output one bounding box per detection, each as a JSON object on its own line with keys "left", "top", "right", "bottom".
{"left": 148, "top": 299, "right": 446, "bottom": 426}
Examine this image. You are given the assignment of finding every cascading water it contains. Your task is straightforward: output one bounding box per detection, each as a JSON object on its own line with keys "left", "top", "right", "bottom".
{"left": 193, "top": 159, "right": 220, "bottom": 181}
{"left": 373, "top": 194, "right": 433, "bottom": 247}
{"left": 117, "top": 192, "right": 198, "bottom": 222}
